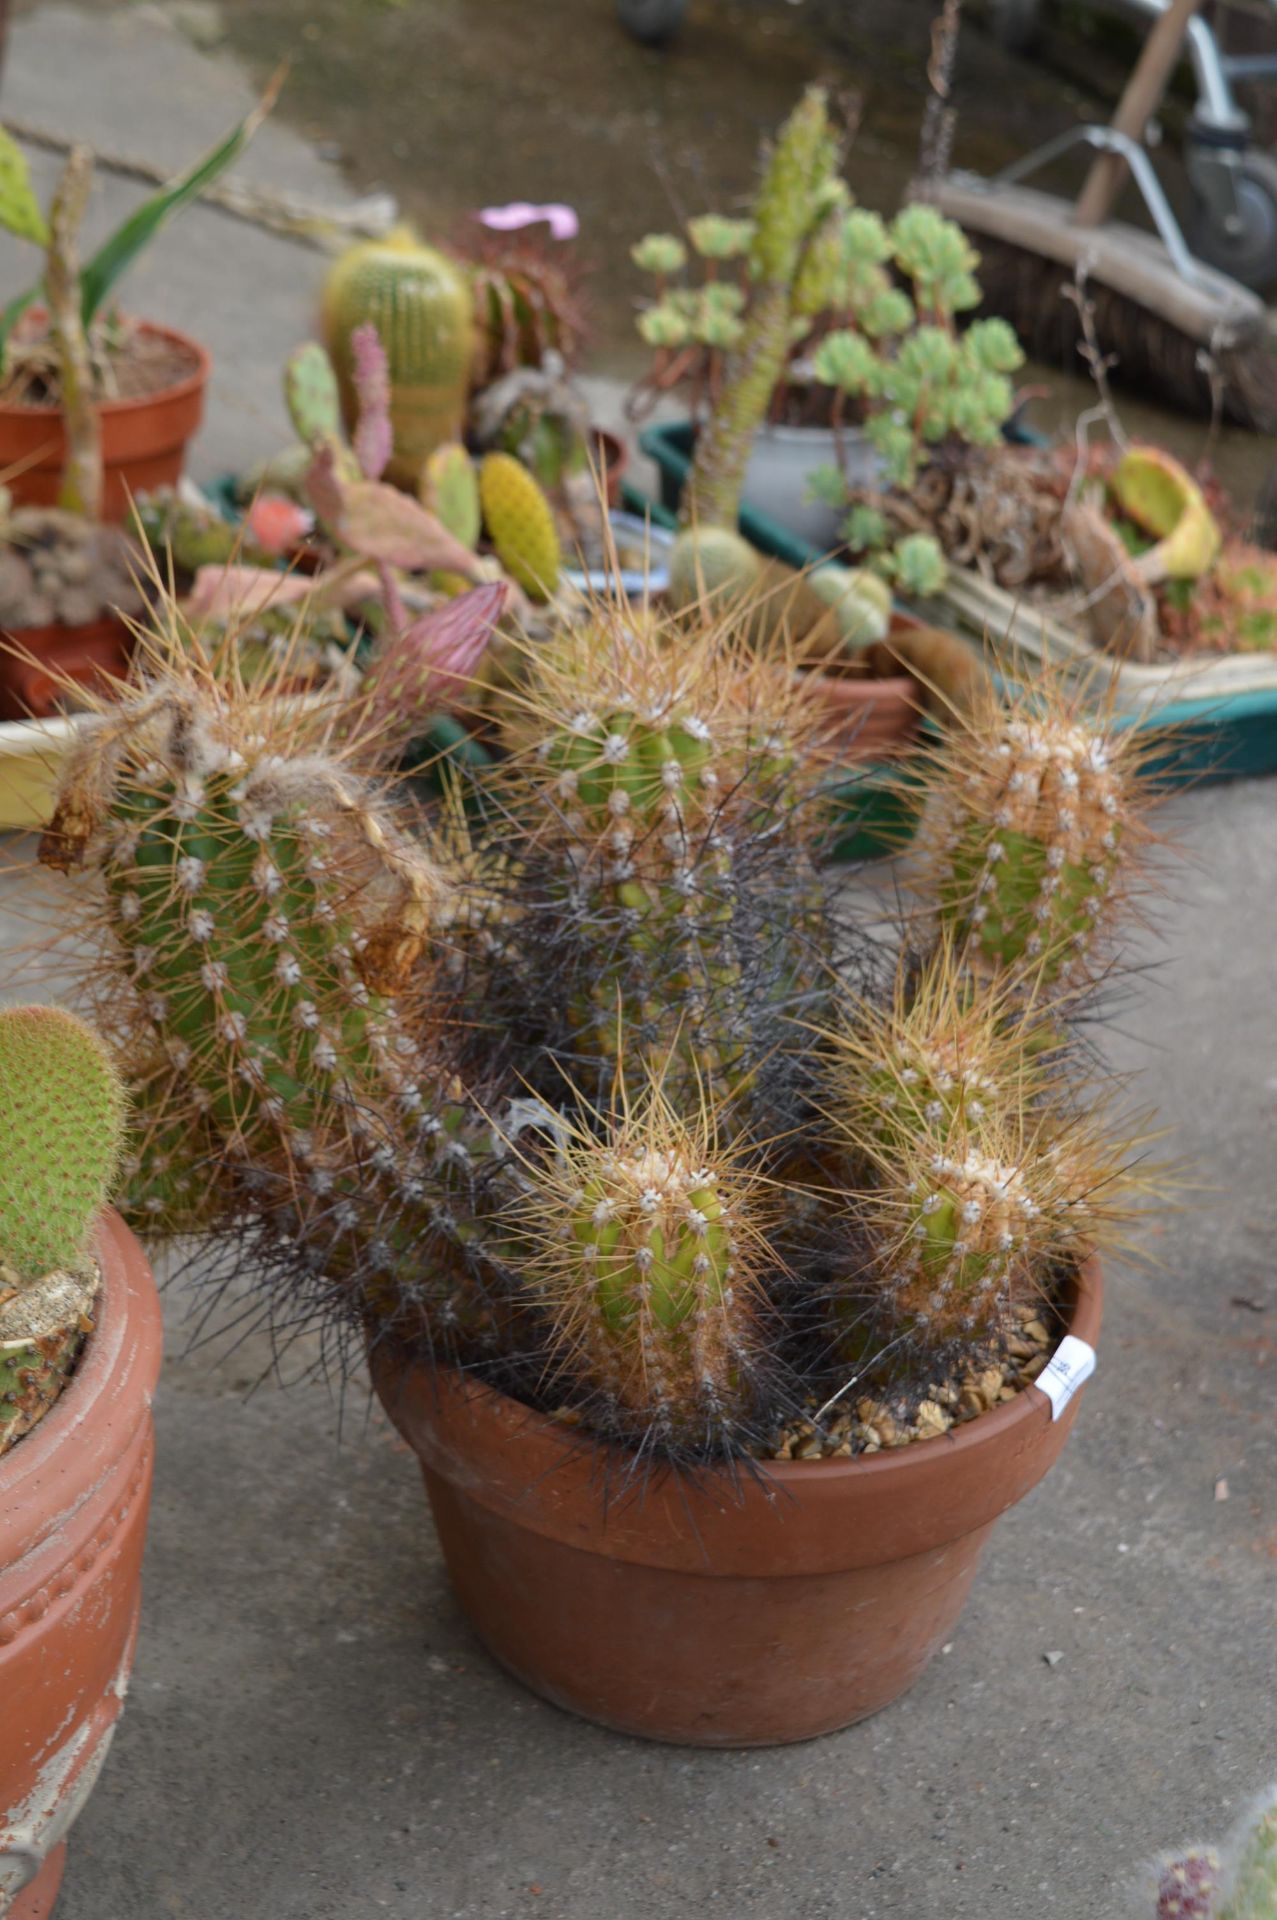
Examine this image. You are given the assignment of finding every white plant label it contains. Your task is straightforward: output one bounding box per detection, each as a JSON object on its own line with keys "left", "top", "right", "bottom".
{"left": 1035, "top": 1336, "right": 1097, "bottom": 1421}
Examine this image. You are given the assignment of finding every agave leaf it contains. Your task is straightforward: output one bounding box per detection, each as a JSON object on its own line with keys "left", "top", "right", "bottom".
{"left": 77, "top": 66, "right": 285, "bottom": 327}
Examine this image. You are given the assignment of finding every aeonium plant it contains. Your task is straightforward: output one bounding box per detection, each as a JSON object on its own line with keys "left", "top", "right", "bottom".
{"left": 803, "top": 202, "right": 1025, "bottom": 588}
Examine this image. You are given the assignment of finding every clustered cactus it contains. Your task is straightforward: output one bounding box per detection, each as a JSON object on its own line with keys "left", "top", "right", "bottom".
{"left": 0, "top": 1004, "right": 126, "bottom": 1453}
{"left": 1148, "top": 1787, "right": 1277, "bottom": 1919}
{"left": 34, "top": 542, "right": 1163, "bottom": 1465}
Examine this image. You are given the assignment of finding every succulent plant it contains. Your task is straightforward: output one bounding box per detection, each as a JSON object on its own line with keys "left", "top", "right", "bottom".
{"left": 321, "top": 227, "right": 474, "bottom": 488}
{"left": 0, "top": 1005, "right": 126, "bottom": 1454}
{"left": 478, "top": 451, "right": 561, "bottom": 600}
{"left": 1146, "top": 1788, "right": 1277, "bottom": 1920}
{"left": 0, "top": 88, "right": 278, "bottom": 521}
{"left": 911, "top": 676, "right": 1153, "bottom": 994}
{"left": 515, "top": 1084, "right": 774, "bottom": 1450}
{"left": 455, "top": 220, "right": 588, "bottom": 390}
{"left": 421, "top": 442, "right": 483, "bottom": 550}
{"left": 680, "top": 86, "right": 844, "bottom": 534}
{"left": 33, "top": 546, "right": 1169, "bottom": 1471}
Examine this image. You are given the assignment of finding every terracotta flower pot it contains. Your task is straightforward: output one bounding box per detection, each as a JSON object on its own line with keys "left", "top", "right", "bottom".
{"left": 807, "top": 668, "right": 922, "bottom": 760}
{"left": 0, "top": 617, "right": 133, "bottom": 723}
{"left": 0, "top": 1213, "right": 163, "bottom": 1916}
{"left": 0, "top": 321, "right": 210, "bottom": 525}
{"left": 371, "top": 1258, "right": 1102, "bottom": 1748}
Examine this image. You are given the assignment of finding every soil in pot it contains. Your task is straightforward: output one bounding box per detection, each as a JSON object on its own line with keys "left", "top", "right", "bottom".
{"left": 371, "top": 1258, "right": 1101, "bottom": 1748}
{"left": 0, "top": 317, "right": 210, "bottom": 524}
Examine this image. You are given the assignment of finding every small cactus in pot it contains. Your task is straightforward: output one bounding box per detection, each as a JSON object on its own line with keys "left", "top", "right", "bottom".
{"left": 0, "top": 1004, "right": 127, "bottom": 1454}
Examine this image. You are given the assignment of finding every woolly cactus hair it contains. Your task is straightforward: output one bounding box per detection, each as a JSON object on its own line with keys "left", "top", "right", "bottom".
{"left": 0, "top": 1004, "right": 126, "bottom": 1283}
{"left": 1153, "top": 1852, "right": 1224, "bottom": 1919}
{"left": 912, "top": 675, "right": 1157, "bottom": 994}
{"left": 510, "top": 1079, "right": 777, "bottom": 1459}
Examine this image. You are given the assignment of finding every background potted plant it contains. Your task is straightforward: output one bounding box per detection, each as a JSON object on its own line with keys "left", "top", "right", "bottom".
{"left": 34, "top": 543, "right": 1168, "bottom": 1746}
{"left": 0, "top": 1004, "right": 162, "bottom": 1917}
{"left": 0, "top": 84, "right": 277, "bottom": 718}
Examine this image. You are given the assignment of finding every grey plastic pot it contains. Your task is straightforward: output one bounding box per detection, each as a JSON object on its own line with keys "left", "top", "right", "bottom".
{"left": 741, "top": 423, "right": 881, "bottom": 554}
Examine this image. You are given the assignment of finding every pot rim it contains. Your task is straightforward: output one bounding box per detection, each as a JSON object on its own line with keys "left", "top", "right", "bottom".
{"left": 0, "top": 318, "right": 211, "bottom": 420}
{"left": 374, "top": 1256, "right": 1102, "bottom": 1573}
{"left": 0, "top": 1212, "right": 162, "bottom": 1553}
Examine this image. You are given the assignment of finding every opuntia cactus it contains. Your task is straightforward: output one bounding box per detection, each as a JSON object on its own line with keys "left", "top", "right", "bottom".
{"left": 284, "top": 339, "right": 346, "bottom": 455}
{"left": 0, "top": 1004, "right": 126, "bottom": 1283}
{"left": 0, "top": 1004, "right": 126, "bottom": 1454}
{"left": 1156, "top": 1853, "right": 1224, "bottom": 1919}
{"left": 421, "top": 442, "right": 483, "bottom": 550}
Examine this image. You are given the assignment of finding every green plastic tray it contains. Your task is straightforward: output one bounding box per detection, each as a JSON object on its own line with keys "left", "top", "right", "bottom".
{"left": 635, "top": 419, "right": 1277, "bottom": 789}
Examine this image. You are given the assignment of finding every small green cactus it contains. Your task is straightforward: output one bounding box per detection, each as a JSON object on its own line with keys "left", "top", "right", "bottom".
{"left": 666, "top": 526, "right": 761, "bottom": 612}
{"left": 0, "top": 1005, "right": 126, "bottom": 1456}
{"left": 0, "top": 1005, "right": 126, "bottom": 1284}
{"left": 516, "top": 1088, "right": 771, "bottom": 1447}
{"left": 478, "top": 451, "right": 560, "bottom": 599}
{"left": 914, "top": 678, "right": 1152, "bottom": 992}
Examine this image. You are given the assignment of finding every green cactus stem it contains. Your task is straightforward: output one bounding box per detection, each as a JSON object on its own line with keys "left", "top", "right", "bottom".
{"left": 0, "top": 1004, "right": 126, "bottom": 1283}
{"left": 284, "top": 340, "right": 346, "bottom": 454}
{"left": 38, "top": 659, "right": 506, "bottom": 1350}
{"left": 914, "top": 678, "right": 1152, "bottom": 993}
{"left": 515, "top": 1090, "right": 772, "bottom": 1450}
{"left": 0, "top": 1004, "right": 125, "bottom": 1456}
{"left": 680, "top": 87, "right": 841, "bottom": 532}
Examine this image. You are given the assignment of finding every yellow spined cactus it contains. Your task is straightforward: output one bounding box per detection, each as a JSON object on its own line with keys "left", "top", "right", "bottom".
{"left": 478, "top": 451, "right": 561, "bottom": 601}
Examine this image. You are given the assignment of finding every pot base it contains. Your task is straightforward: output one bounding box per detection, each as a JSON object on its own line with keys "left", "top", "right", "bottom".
{"left": 375, "top": 1257, "right": 1100, "bottom": 1749}
{"left": 6, "top": 1844, "right": 65, "bottom": 1920}
{"left": 422, "top": 1459, "right": 992, "bottom": 1746}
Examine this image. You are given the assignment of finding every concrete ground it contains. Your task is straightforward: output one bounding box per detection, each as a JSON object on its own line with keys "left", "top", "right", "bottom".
{"left": 1, "top": 10, "right": 1276, "bottom": 1917}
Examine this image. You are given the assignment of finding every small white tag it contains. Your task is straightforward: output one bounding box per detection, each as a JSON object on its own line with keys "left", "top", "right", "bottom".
{"left": 1034, "top": 1336, "right": 1097, "bottom": 1421}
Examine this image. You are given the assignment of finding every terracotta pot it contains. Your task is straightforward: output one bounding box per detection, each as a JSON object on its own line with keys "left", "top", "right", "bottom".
{"left": 807, "top": 668, "right": 921, "bottom": 760}
{"left": 0, "top": 321, "right": 210, "bottom": 524}
{"left": 0, "top": 1213, "right": 163, "bottom": 1914}
{"left": 0, "top": 618, "right": 133, "bottom": 722}
{"left": 372, "top": 1258, "right": 1102, "bottom": 1748}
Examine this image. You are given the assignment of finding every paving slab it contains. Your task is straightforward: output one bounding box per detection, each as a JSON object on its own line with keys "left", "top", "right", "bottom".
{"left": 1, "top": 9, "right": 1276, "bottom": 1918}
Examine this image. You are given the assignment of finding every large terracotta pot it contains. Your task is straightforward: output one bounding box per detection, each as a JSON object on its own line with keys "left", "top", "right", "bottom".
{"left": 0, "top": 1213, "right": 163, "bottom": 1916}
{"left": 372, "top": 1259, "right": 1102, "bottom": 1748}
{"left": 0, "top": 321, "right": 210, "bottom": 524}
